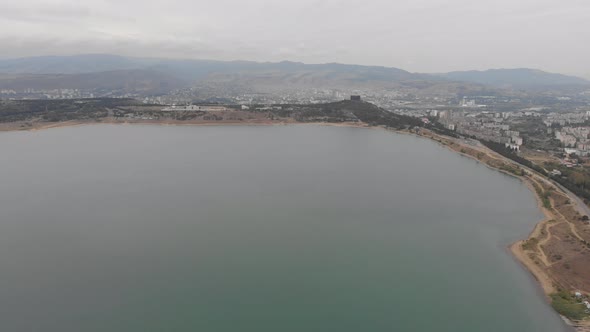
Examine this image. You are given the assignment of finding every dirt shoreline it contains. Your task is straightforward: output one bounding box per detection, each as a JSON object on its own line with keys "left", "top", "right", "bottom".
{"left": 0, "top": 118, "right": 374, "bottom": 133}
{"left": 2, "top": 119, "right": 588, "bottom": 329}
{"left": 406, "top": 129, "right": 590, "bottom": 330}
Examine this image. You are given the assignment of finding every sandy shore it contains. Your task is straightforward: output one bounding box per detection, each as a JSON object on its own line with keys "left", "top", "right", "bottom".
{"left": 510, "top": 180, "right": 558, "bottom": 294}
{"left": 0, "top": 119, "right": 289, "bottom": 132}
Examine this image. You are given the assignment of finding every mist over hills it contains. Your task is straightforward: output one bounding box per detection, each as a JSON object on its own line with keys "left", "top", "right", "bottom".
{"left": 0, "top": 54, "right": 588, "bottom": 96}
{"left": 0, "top": 54, "right": 146, "bottom": 75}
{"left": 439, "top": 69, "right": 590, "bottom": 89}
{"left": 0, "top": 69, "right": 185, "bottom": 95}
{"left": 0, "top": 54, "right": 422, "bottom": 81}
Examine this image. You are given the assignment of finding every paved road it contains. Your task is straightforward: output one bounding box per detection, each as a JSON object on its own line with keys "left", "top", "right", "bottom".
{"left": 460, "top": 135, "right": 590, "bottom": 218}
{"left": 551, "top": 180, "right": 590, "bottom": 217}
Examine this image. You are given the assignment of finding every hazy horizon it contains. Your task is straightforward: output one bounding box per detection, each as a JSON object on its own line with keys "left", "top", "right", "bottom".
{"left": 1, "top": 0, "right": 589, "bottom": 78}
{"left": 1, "top": 53, "right": 590, "bottom": 80}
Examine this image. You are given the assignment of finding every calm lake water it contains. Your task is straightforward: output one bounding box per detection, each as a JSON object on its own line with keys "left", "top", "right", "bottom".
{"left": 0, "top": 124, "right": 570, "bottom": 332}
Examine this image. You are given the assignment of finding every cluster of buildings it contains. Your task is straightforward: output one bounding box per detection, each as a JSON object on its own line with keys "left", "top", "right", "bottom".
{"left": 547, "top": 112, "right": 590, "bottom": 156}
{"left": 555, "top": 127, "right": 590, "bottom": 156}
{"left": 394, "top": 108, "right": 526, "bottom": 149}
{"left": 544, "top": 111, "right": 590, "bottom": 127}
{"left": 460, "top": 97, "right": 487, "bottom": 108}
{"left": 0, "top": 89, "right": 17, "bottom": 95}
{"left": 0, "top": 88, "right": 96, "bottom": 99}
{"left": 161, "top": 105, "right": 228, "bottom": 112}
{"left": 458, "top": 123, "right": 522, "bottom": 150}
{"left": 142, "top": 96, "right": 166, "bottom": 104}
{"left": 244, "top": 105, "right": 284, "bottom": 111}
{"left": 434, "top": 110, "right": 523, "bottom": 150}
{"left": 391, "top": 108, "right": 441, "bottom": 118}
{"left": 0, "top": 87, "right": 157, "bottom": 100}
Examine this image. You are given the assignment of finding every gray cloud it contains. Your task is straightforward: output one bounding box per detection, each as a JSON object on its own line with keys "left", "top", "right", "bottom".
{"left": 0, "top": 0, "right": 589, "bottom": 76}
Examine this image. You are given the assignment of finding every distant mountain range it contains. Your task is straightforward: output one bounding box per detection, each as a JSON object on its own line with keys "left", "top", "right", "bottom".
{"left": 0, "top": 69, "right": 185, "bottom": 95}
{"left": 0, "top": 54, "right": 588, "bottom": 96}
{"left": 438, "top": 69, "right": 590, "bottom": 89}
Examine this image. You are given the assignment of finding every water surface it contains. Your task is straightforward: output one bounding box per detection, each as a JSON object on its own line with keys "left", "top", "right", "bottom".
{"left": 0, "top": 124, "right": 569, "bottom": 331}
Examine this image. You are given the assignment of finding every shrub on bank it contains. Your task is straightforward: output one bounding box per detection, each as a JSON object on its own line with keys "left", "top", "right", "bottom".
{"left": 550, "top": 292, "right": 588, "bottom": 320}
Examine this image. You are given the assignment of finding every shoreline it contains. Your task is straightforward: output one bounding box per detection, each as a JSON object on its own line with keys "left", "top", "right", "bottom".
{"left": 1, "top": 119, "right": 587, "bottom": 329}
{"left": 0, "top": 118, "right": 372, "bottom": 133}
{"left": 408, "top": 128, "right": 590, "bottom": 330}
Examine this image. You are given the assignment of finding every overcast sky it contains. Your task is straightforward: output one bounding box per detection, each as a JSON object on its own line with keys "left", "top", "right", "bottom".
{"left": 1, "top": 0, "right": 589, "bottom": 76}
